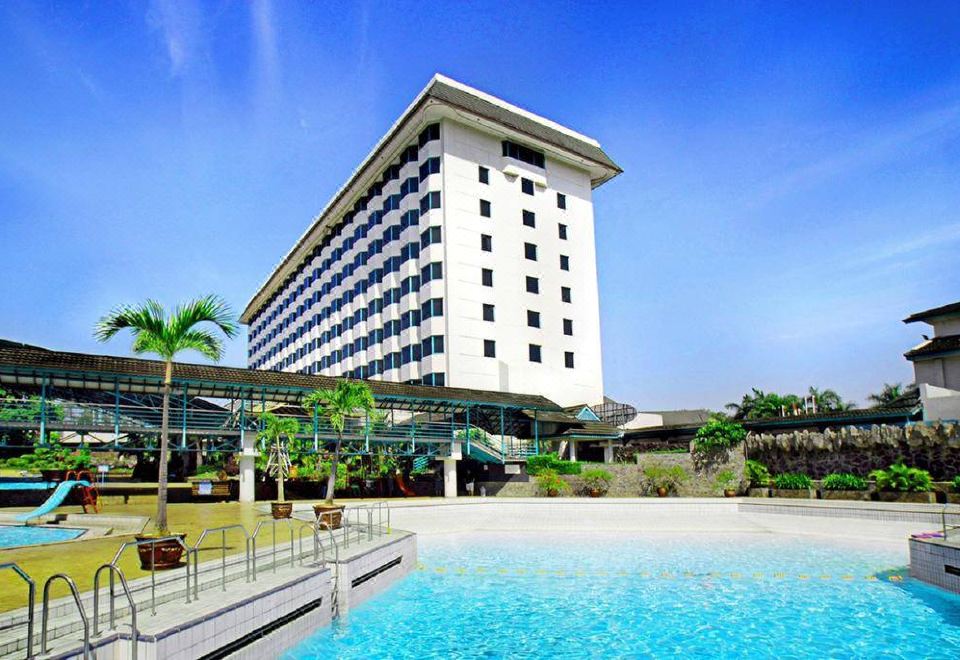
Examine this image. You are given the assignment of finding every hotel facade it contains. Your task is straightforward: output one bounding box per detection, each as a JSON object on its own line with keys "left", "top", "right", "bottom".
{"left": 241, "top": 75, "right": 621, "bottom": 407}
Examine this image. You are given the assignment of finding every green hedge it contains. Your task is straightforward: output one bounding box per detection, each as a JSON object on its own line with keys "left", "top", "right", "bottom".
{"left": 527, "top": 453, "right": 581, "bottom": 475}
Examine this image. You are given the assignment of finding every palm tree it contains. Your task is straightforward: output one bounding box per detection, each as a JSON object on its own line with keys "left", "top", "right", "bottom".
{"left": 868, "top": 383, "right": 907, "bottom": 407}
{"left": 258, "top": 412, "right": 301, "bottom": 504}
{"left": 95, "top": 295, "right": 237, "bottom": 533}
{"left": 304, "top": 381, "right": 374, "bottom": 505}
{"left": 807, "top": 387, "right": 856, "bottom": 412}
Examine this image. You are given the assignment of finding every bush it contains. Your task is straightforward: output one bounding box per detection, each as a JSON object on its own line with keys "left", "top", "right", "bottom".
{"left": 773, "top": 473, "right": 813, "bottom": 490}
{"left": 527, "top": 453, "right": 581, "bottom": 476}
{"left": 693, "top": 419, "right": 747, "bottom": 453}
{"left": 953, "top": 475, "right": 960, "bottom": 493}
{"left": 821, "top": 473, "right": 867, "bottom": 491}
{"left": 715, "top": 469, "right": 739, "bottom": 491}
{"left": 581, "top": 468, "right": 613, "bottom": 495}
{"left": 535, "top": 469, "right": 570, "bottom": 496}
{"left": 745, "top": 460, "right": 770, "bottom": 487}
{"left": 869, "top": 462, "right": 932, "bottom": 493}
{"left": 642, "top": 463, "right": 688, "bottom": 492}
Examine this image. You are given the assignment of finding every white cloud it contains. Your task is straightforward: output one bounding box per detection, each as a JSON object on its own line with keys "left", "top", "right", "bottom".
{"left": 146, "top": 0, "right": 202, "bottom": 76}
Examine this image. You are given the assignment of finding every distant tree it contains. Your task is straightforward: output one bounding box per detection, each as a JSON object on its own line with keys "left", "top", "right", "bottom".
{"left": 868, "top": 383, "right": 909, "bottom": 407}
{"left": 727, "top": 386, "right": 855, "bottom": 420}
{"left": 807, "top": 387, "right": 856, "bottom": 412}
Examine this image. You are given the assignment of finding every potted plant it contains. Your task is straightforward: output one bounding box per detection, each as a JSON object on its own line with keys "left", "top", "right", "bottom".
{"left": 745, "top": 460, "right": 771, "bottom": 497}
{"left": 642, "top": 463, "right": 687, "bottom": 497}
{"left": 715, "top": 469, "right": 739, "bottom": 497}
{"left": 581, "top": 468, "right": 613, "bottom": 497}
{"left": 819, "top": 473, "right": 868, "bottom": 501}
{"left": 189, "top": 464, "right": 231, "bottom": 498}
{"left": 95, "top": 294, "right": 237, "bottom": 569}
{"left": 304, "top": 381, "right": 375, "bottom": 529}
{"left": 772, "top": 472, "right": 815, "bottom": 498}
{"left": 869, "top": 461, "right": 935, "bottom": 503}
{"left": 535, "top": 469, "right": 569, "bottom": 497}
{"left": 258, "top": 412, "right": 301, "bottom": 519}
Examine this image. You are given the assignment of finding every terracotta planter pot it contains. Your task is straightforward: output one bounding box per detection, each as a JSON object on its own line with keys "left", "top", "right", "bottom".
{"left": 589, "top": 488, "right": 603, "bottom": 498}
{"left": 656, "top": 487, "right": 668, "bottom": 497}
{"left": 546, "top": 488, "right": 560, "bottom": 498}
{"left": 875, "top": 491, "right": 936, "bottom": 504}
{"left": 135, "top": 534, "right": 187, "bottom": 570}
{"left": 271, "top": 501, "right": 293, "bottom": 519}
{"left": 314, "top": 504, "right": 344, "bottom": 529}
{"left": 723, "top": 489, "right": 737, "bottom": 498}
{"left": 772, "top": 488, "right": 815, "bottom": 499}
{"left": 821, "top": 490, "right": 869, "bottom": 501}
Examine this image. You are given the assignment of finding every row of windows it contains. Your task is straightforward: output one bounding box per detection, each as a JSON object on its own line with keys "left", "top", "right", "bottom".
{"left": 249, "top": 123, "right": 441, "bottom": 341}
{"left": 266, "top": 330, "right": 446, "bottom": 374}
{"left": 476, "top": 199, "right": 570, "bottom": 240}
{"left": 502, "top": 140, "right": 545, "bottom": 169}
{"left": 482, "top": 340, "right": 575, "bottom": 368}
{"left": 479, "top": 304, "right": 574, "bottom": 335}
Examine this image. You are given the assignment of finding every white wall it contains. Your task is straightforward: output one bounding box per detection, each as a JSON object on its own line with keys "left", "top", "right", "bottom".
{"left": 920, "top": 383, "right": 960, "bottom": 421}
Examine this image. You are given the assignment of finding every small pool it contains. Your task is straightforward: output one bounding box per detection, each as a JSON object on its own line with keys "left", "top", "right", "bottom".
{"left": 283, "top": 532, "right": 960, "bottom": 658}
{"left": 0, "top": 482, "right": 55, "bottom": 490}
{"left": 0, "top": 525, "right": 83, "bottom": 549}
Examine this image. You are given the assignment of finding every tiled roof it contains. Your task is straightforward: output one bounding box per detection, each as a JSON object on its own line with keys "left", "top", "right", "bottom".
{"left": 903, "top": 301, "right": 960, "bottom": 324}
{"left": 0, "top": 342, "right": 561, "bottom": 411}
{"left": 904, "top": 334, "right": 960, "bottom": 360}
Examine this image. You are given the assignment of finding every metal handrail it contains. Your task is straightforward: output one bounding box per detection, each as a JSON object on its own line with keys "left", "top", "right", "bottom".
{"left": 41, "top": 574, "right": 90, "bottom": 659}
{"left": 0, "top": 562, "right": 35, "bottom": 659}
{"left": 192, "top": 524, "right": 252, "bottom": 595}
{"left": 942, "top": 505, "right": 960, "bottom": 540}
{"left": 92, "top": 564, "right": 138, "bottom": 660}
{"left": 251, "top": 518, "right": 297, "bottom": 578}
{"left": 111, "top": 536, "right": 192, "bottom": 614}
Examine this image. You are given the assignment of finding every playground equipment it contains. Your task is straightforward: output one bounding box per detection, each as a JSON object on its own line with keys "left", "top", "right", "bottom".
{"left": 15, "top": 470, "right": 99, "bottom": 522}
{"left": 394, "top": 470, "right": 415, "bottom": 497}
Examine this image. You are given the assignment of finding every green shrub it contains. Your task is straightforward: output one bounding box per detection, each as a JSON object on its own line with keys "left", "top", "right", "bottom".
{"left": 527, "top": 453, "right": 581, "bottom": 476}
{"left": 869, "top": 462, "right": 933, "bottom": 492}
{"left": 581, "top": 468, "right": 613, "bottom": 494}
{"left": 642, "top": 463, "right": 688, "bottom": 492}
{"left": 821, "top": 473, "right": 867, "bottom": 491}
{"left": 745, "top": 460, "right": 770, "bottom": 487}
{"left": 715, "top": 469, "right": 739, "bottom": 491}
{"left": 535, "top": 469, "right": 570, "bottom": 496}
{"left": 953, "top": 475, "right": 960, "bottom": 493}
{"left": 773, "top": 473, "right": 813, "bottom": 490}
{"left": 693, "top": 419, "right": 747, "bottom": 452}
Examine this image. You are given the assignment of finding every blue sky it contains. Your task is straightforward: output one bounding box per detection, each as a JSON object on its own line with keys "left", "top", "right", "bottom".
{"left": 1, "top": 1, "right": 959, "bottom": 411}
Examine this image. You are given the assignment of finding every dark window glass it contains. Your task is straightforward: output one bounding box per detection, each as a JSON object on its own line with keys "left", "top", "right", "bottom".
{"left": 419, "top": 157, "right": 440, "bottom": 181}
{"left": 563, "top": 318, "right": 573, "bottom": 335}
{"left": 481, "top": 234, "right": 492, "bottom": 252}
{"left": 558, "top": 223, "right": 568, "bottom": 240}
{"left": 501, "top": 140, "right": 545, "bottom": 168}
{"left": 561, "top": 286, "right": 572, "bottom": 303}
{"left": 479, "top": 166, "right": 489, "bottom": 184}
{"left": 482, "top": 268, "right": 493, "bottom": 287}
{"left": 420, "top": 225, "right": 441, "bottom": 248}
{"left": 422, "top": 297, "right": 444, "bottom": 319}
{"left": 484, "top": 339, "right": 496, "bottom": 358}
{"left": 521, "top": 178, "right": 534, "bottom": 195}
{"left": 480, "top": 199, "right": 491, "bottom": 217}
{"left": 482, "top": 303, "right": 495, "bottom": 322}
{"left": 419, "top": 191, "right": 441, "bottom": 214}
{"left": 522, "top": 210, "right": 535, "bottom": 228}
{"left": 564, "top": 351, "right": 575, "bottom": 369}
{"left": 421, "top": 262, "right": 443, "bottom": 283}
{"left": 560, "top": 255, "right": 570, "bottom": 271}
{"left": 526, "top": 276, "right": 539, "bottom": 294}
{"left": 557, "top": 192, "right": 566, "bottom": 209}
{"left": 418, "top": 123, "right": 440, "bottom": 147}
{"left": 527, "top": 310, "right": 540, "bottom": 328}
{"left": 524, "top": 242, "right": 537, "bottom": 261}
{"left": 422, "top": 335, "right": 445, "bottom": 356}
{"left": 529, "top": 344, "right": 542, "bottom": 363}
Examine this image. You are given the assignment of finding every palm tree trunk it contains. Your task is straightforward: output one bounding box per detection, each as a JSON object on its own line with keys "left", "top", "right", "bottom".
{"left": 276, "top": 440, "right": 285, "bottom": 502}
{"left": 325, "top": 431, "right": 342, "bottom": 505}
{"left": 157, "top": 360, "right": 172, "bottom": 533}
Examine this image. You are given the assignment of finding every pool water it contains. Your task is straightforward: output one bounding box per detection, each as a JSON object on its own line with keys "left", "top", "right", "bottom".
{"left": 0, "top": 482, "right": 55, "bottom": 490}
{"left": 283, "top": 532, "right": 960, "bottom": 659}
{"left": 0, "top": 525, "right": 83, "bottom": 548}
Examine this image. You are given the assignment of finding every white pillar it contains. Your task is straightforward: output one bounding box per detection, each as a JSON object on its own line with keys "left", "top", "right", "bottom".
{"left": 442, "top": 458, "right": 458, "bottom": 498}
{"left": 603, "top": 441, "right": 614, "bottom": 464}
{"left": 569, "top": 440, "right": 578, "bottom": 462}
{"left": 239, "top": 428, "right": 256, "bottom": 503}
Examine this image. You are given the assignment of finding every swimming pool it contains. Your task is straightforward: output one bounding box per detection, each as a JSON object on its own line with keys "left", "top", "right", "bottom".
{"left": 283, "top": 531, "right": 960, "bottom": 658}
{"left": 0, "top": 482, "right": 55, "bottom": 490}
{"left": 0, "top": 525, "right": 83, "bottom": 549}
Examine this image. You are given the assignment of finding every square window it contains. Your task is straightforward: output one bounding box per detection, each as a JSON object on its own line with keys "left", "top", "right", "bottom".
{"left": 523, "top": 210, "right": 536, "bottom": 228}
{"left": 479, "top": 166, "right": 489, "bottom": 184}
{"left": 527, "top": 310, "right": 540, "bottom": 328}
{"left": 557, "top": 192, "right": 566, "bottom": 209}
{"left": 481, "top": 234, "right": 492, "bottom": 252}
{"left": 558, "top": 223, "right": 568, "bottom": 240}
{"left": 482, "top": 268, "right": 494, "bottom": 287}
{"left": 561, "top": 286, "right": 572, "bottom": 303}
{"left": 521, "top": 178, "right": 534, "bottom": 195}
{"left": 563, "top": 318, "right": 573, "bottom": 335}
{"left": 526, "top": 276, "right": 539, "bottom": 294}
{"left": 565, "top": 351, "right": 575, "bottom": 369}
{"left": 560, "top": 254, "right": 570, "bottom": 271}
{"left": 483, "top": 303, "right": 495, "bottom": 322}
{"left": 524, "top": 242, "right": 537, "bottom": 261}
{"left": 480, "top": 199, "right": 491, "bottom": 217}
{"left": 484, "top": 339, "right": 496, "bottom": 358}
{"left": 529, "top": 344, "right": 542, "bottom": 363}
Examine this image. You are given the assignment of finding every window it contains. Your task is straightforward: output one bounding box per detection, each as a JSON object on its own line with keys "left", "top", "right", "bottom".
{"left": 419, "top": 157, "right": 440, "bottom": 181}
{"left": 557, "top": 192, "right": 566, "bottom": 209}
{"left": 529, "top": 344, "right": 542, "bottom": 363}
{"left": 422, "top": 298, "right": 444, "bottom": 319}
{"left": 558, "top": 223, "right": 568, "bottom": 240}
{"left": 479, "top": 166, "right": 489, "bottom": 184}
{"left": 527, "top": 310, "right": 540, "bottom": 328}
{"left": 561, "top": 286, "right": 572, "bottom": 303}
{"left": 482, "top": 303, "right": 495, "bottom": 322}
{"left": 482, "top": 268, "right": 493, "bottom": 287}
{"left": 524, "top": 242, "right": 537, "bottom": 261}
{"left": 422, "top": 335, "right": 445, "bottom": 356}
{"left": 418, "top": 123, "right": 440, "bottom": 147}
{"left": 481, "top": 234, "right": 492, "bottom": 252}
{"left": 484, "top": 339, "right": 496, "bottom": 358}
{"left": 421, "top": 262, "right": 443, "bottom": 283}
{"left": 420, "top": 226, "right": 441, "bottom": 248}
{"left": 560, "top": 254, "right": 570, "bottom": 271}
{"left": 563, "top": 318, "right": 573, "bottom": 335}
{"left": 419, "top": 191, "right": 441, "bottom": 214}
{"left": 522, "top": 210, "right": 536, "bottom": 228}
{"left": 526, "top": 276, "right": 539, "bottom": 294}
{"left": 521, "top": 178, "right": 534, "bottom": 195}
{"left": 564, "top": 351, "right": 575, "bottom": 369}
{"left": 502, "top": 140, "right": 545, "bottom": 168}
{"left": 422, "top": 372, "right": 445, "bottom": 386}
{"left": 480, "top": 199, "right": 491, "bottom": 217}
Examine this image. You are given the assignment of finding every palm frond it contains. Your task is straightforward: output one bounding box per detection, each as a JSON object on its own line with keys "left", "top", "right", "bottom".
{"left": 175, "top": 329, "right": 224, "bottom": 362}
{"left": 170, "top": 295, "right": 238, "bottom": 341}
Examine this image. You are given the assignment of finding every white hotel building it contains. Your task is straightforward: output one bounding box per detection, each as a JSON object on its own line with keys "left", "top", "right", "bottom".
{"left": 241, "top": 75, "right": 621, "bottom": 407}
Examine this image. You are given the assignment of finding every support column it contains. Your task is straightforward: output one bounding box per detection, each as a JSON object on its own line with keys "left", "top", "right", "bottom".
{"left": 603, "top": 440, "right": 614, "bottom": 464}
{"left": 569, "top": 439, "right": 578, "bottom": 462}
{"left": 239, "top": 397, "right": 256, "bottom": 503}
{"left": 440, "top": 441, "right": 462, "bottom": 498}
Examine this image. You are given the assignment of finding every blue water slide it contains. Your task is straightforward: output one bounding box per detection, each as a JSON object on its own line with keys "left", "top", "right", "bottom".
{"left": 14, "top": 480, "right": 90, "bottom": 522}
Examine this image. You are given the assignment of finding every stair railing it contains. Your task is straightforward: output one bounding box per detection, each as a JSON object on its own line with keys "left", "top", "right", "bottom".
{"left": 0, "top": 562, "right": 35, "bottom": 659}
{"left": 192, "top": 525, "right": 252, "bottom": 594}
{"left": 41, "top": 574, "right": 89, "bottom": 659}
{"left": 92, "top": 564, "right": 138, "bottom": 660}
{"left": 110, "top": 536, "right": 193, "bottom": 614}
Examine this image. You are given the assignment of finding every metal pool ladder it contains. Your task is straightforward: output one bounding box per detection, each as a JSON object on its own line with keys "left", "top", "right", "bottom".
{"left": 41, "top": 573, "right": 90, "bottom": 659}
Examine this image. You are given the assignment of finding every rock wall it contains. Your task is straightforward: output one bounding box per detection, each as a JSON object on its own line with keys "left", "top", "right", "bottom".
{"left": 745, "top": 422, "right": 960, "bottom": 479}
